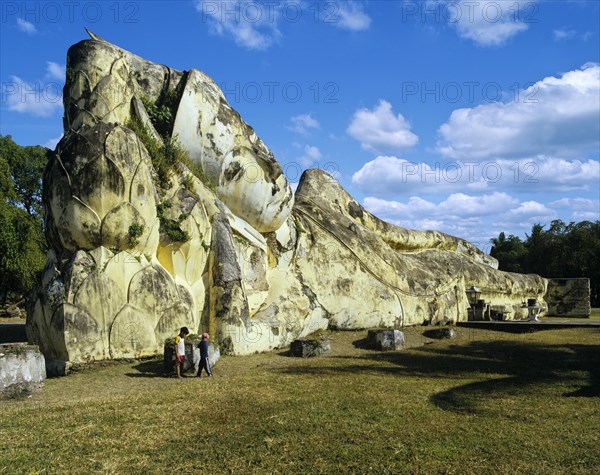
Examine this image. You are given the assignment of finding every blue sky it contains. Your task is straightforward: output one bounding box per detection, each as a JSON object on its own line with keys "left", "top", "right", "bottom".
{"left": 1, "top": 0, "right": 599, "bottom": 251}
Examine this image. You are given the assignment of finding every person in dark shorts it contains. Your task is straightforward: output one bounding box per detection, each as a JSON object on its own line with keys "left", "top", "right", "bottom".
{"left": 197, "top": 333, "right": 212, "bottom": 378}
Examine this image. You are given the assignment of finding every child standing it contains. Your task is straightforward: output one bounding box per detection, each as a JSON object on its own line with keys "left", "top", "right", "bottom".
{"left": 174, "top": 327, "right": 189, "bottom": 379}
{"left": 197, "top": 333, "right": 213, "bottom": 378}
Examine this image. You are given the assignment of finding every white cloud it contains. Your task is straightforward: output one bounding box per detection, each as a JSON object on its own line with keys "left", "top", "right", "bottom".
{"left": 297, "top": 145, "right": 322, "bottom": 167}
{"left": 362, "top": 192, "right": 524, "bottom": 249}
{"left": 508, "top": 156, "right": 600, "bottom": 192}
{"left": 3, "top": 75, "right": 63, "bottom": 117}
{"left": 437, "top": 64, "right": 600, "bottom": 160}
{"left": 553, "top": 28, "right": 593, "bottom": 42}
{"left": 195, "top": 0, "right": 283, "bottom": 50}
{"left": 428, "top": 0, "right": 531, "bottom": 46}
{"left": 3, "top": 61, "right": 65, "bottom": 118}
{"left": 549, "top": 197, "right": 600, "bottom": 222}
{"left": 582, "top": 31, "right": 594, "bottom": 42}
{"left": 506, "top": 201, "right": 557, "bottom": 220}
{"left": 351, "top": 155, "right": 600, "bottom": 197}
{"left": 333, "top": 1, "right": 372, "bottom": 31}
{"left": 364, "top": 192, "right": 518, "bottom": 221}
{"left": 347, "top": 100, "right": 418, "bottom": 153}
{"left": 44, "top": 134, "right": 63, "bottom": 150}
{"left": 550, "top": 197, "right": 598, "bottom": 211}
{"left": 553, "top": 28, "right": 576, "bottom": 41}
{"left": 195, "top": 0, "right": 370, "bottom": 49}
{"left": 46, "top": 62, "right": 65, "bottom": 81}
{"left": 360, "top": 192, "right": 580, "bottom": 250}
{"left": 288, "top": 113, "right": 320, "bottom": 134}
{"left": 16, "top": 18, "right": 36, "bottom": 34}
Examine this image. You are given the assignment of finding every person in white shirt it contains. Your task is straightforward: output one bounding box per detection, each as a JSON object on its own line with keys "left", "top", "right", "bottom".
{"left": 174, "top": 327, "right": 189, "bottom": 379}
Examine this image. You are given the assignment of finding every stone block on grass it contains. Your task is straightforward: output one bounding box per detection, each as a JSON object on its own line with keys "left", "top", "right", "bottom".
{"left": 367, "top": 330, "right": 405, "bottom": 350}
{"left": 0, "top": 344, "right": 46, "bottom": 399}
{"left": 290, "top": 338, "right": 331, "bottom": 357}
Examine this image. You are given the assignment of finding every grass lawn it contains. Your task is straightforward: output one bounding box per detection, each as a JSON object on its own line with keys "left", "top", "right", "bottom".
{"left": 1, "top": 327, "right": 599, "bottom": 474}
{"left": 544, "top": 308, "right": 600, "bottom": 323}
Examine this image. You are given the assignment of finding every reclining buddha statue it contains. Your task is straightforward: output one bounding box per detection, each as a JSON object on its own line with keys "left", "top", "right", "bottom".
{"left": 28, "top": 31, "right": 546, "bottom": 372}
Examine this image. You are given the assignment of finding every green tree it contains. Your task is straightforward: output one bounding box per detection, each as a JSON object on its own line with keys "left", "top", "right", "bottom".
{"left": 0, "top": 135, "right": 48, "bottom": 217}
{"left": 0, "top": 135, "right": 50, "bottom": 304}
{"left": 490, "top": 232, "right": 528, "bottom": 273}
{"left": 492, "top": 220, "right": 600, "bottom": 307}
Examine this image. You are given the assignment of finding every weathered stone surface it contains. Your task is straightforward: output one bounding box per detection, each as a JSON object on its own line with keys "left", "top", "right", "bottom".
{"left": 0, "top": 344, "right": 46, "bottom": 399}
{"left": 290, "top": 338, "right": 331, "bottom": 357}
{"left": 173, "top": 69, "right": 294, "bottom": 233}
{"left": 367, "top": 330, "right": 405, "bottom": 351}
{"left": 29, "top": 33, "right": 554, "bottom": 368}
{"left": 290, "top": 170, "right": 546, "bottom": 330}
{"left": 545, "top": 278, "right": 591, "bottom": 317}
{"left": 45, "top": 122, "right": 158, "bottom": 256}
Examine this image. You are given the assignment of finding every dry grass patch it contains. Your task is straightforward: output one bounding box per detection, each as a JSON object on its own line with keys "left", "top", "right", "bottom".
{"left": 1, "top": 328, "right": 598, "bottom": 474}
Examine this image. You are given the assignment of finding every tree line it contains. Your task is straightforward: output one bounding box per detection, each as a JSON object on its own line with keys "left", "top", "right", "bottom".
{"left": 490, "top": 220, "right": 600, "bottom": 307}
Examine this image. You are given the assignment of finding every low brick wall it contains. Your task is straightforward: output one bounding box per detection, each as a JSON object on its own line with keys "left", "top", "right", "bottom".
{"left": 0, "top": 344, "right": 46, "bottom": 399}
{"left": 545, "top": 278, "right": 591, "bottom": 317}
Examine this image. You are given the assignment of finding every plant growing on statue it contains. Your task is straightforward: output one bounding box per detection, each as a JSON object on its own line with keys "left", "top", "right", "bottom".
{"left": 156, "top": 200, "right": 190, "bottom": 243}
{"left": 128, "top": 223, "right": 145, "bottom": 246}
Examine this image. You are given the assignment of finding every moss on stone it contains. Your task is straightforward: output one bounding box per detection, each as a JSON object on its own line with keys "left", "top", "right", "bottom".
{"left": 156, "top": 200, "right": 190, "bottom": 243}
{"left": 127, "top": 223, "right": 145, "bottom": 246}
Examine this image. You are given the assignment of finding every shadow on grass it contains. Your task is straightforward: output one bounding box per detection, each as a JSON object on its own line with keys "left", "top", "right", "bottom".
{"left": 276, "top": 339, "right": 600, "bottom": 413}
{"left": 126, "top": 359, "right": 170, "bottom": 378}
{"left": 352, "top": 337, "right": 371, "bottom": 350}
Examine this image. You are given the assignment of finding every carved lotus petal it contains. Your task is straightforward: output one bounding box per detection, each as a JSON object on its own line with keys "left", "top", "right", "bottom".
{"left": 155, "top": 302, "right": 194, "bottom": 341}
{"left": 74, "top": 270, "right": 125, "bottom": 338}
{"left": 102, "top": 251, "right": 148, "bottom": 299}
{"left": 75, "top": 155, "right": 125, "bottom": 218}
{"left": 55, "top": 196, "right": 101, "bottom": 251}
{"left": 128, "top": 265, "right": 180, "bottom": 321}
{"left": 104, "top": 124, "right": 144, "bottom": 179}
{"left": 100, "top": 201, "right": 144, "bottom": 249}
{"left": 110, "top": 304, "right": 157, "bottom": 358}
{"left": 67, "top": 69, "right": 92, "bottom": 103}
{"left": 61, "top": 302, "right": 104, "bottom": 360}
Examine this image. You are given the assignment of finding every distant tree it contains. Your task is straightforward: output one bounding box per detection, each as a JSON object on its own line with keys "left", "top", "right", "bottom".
{"left": 523, "top": 223, "right": 550, "bottom": 277}
{"left": 491, "top": 220, "right": 600, "bottom": 307}
{"left": 489, "top": 232, "right": 527, "bottom": 273}
{"left": 0, "top": 135, "right": 50, "bottom": 304}
{"left": 0, "top": 135, "right": 48, "bottom": 218}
